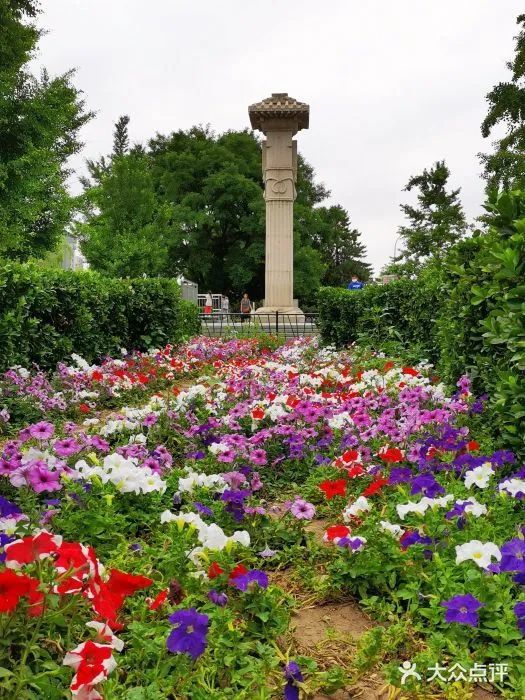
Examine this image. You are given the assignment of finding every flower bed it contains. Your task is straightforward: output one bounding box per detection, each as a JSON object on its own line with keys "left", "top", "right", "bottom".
{"left": 1, "top": 337, "right": 524, "bottom": 698}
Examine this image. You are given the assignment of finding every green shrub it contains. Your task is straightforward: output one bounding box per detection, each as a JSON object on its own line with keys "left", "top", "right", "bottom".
{"left": 438, "top": 190, "right": 525, "bottom": 456}
{"left": 0, "top": 262, "right": 199, "bottom": 371}
{"left": 317, "top": 277, "right": 442, "bottom": 362}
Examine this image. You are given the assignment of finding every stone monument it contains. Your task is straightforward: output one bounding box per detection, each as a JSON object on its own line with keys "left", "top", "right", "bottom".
{"left": 248, "top": 93, "right": 309, "bottom": 315}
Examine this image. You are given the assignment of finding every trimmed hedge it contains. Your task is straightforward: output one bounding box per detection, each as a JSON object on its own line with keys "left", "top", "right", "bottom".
{"left": 0, "top": 263, "right": 200, "bottom": 371}
{"left": 317, "top": 278, "right": 443, "bottom": 363}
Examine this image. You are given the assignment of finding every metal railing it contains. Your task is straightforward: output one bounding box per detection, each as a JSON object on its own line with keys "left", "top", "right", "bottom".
{"left": 199, "top": 312, "right": 318, "bottom": 338}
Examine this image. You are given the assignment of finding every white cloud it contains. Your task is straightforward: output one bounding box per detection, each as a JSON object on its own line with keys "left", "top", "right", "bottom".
{"left": 35, "top": 0, "right": 523, "bottom": 272}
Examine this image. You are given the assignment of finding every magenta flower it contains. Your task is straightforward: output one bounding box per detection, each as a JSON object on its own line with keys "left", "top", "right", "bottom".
{"left": 249, "top": 449, "right": 267, "bottom": 466}
{"left": 28, "top": 421, "right": 55, "bottom": 441}
{"left": 290, "top": 498, "right": 316, "bottom": 520}
{"left": 28, "top": 465, "right": 62, "bottom": 493}
{"left": 53, "top": 438, "right": 81, "bottom": 457}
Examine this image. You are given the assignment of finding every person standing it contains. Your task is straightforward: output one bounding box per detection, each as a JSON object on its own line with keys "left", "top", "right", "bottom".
{"left": 204, "top": 291, "right": 213, "bottom": 314}
{"left": 347, "top": 275, "right": 364, "bottom": 291}
{"left": 221, "top": 295, "right": 230, "bottom": 318}
{"left": 240, "top": 293, "right": 252, "bottom": 323}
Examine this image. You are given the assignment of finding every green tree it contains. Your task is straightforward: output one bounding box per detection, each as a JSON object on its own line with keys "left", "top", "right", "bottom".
{"left": 0, "top": 0, "right": 92, "bottom": 260}
{"left": 395, "top": 160, "right": 467, "bottom": 270}
{"left": 480, "top": 14, "right": 525, "bottom": 190}
{"left": 79, "top": 148, "right": 172, "bottom": 278}
{"left": 313, "top": 205, "right": 372, "bottom": 286}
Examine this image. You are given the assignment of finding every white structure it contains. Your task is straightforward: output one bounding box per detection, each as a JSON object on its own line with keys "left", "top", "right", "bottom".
{"left": 249, "top": 93, "right": 309, "bottom": 315}
{"left": 63, "top": 235, "right": 89, "bottom": 270}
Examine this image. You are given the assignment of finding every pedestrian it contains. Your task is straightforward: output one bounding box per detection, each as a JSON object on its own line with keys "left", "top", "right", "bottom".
{"left": 204, "top": 291, "right": 213, "bottom": 314}
{"left": 221, "top": 295, "right": 229, "bottom": 316}
{"left": 347, "top": 275, "right": 364, "bottom": 291}
{"left": 240, "top": 293, "right": 252, "bottom": 323}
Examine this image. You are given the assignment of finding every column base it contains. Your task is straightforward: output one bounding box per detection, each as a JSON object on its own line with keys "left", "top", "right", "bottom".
{"left": 255, "top": 306, "right": 304, "bottom": 318}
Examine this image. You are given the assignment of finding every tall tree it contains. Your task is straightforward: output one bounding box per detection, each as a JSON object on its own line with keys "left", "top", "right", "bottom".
{"left": 112, "top": 115, "right": 130, "bottom": 157}
{"left": 396, "top": 160, "right": 467, "bottom": 269}
{"left": 480, "top": 14, "right": 525, "bottom": 191}
{"left": 314, "top": 205, "right": 371, "bottom": 286}
{"left": 0, "top": 0, "right": 92, "bottom": 260}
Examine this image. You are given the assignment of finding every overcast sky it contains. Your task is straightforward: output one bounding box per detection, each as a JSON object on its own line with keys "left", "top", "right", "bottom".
{"left": 36, "top": 0, "right": 522, "bottom": 273}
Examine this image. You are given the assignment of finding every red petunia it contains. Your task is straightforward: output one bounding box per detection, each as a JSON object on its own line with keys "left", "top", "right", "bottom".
{"left": 208, "top": 562, "right": 224, "bottom": 579}
{"left": 467, "top": 440, "right": 480, "bottom": 452}
{"left": 251, "top": 407, "right": 265, "bottom": 420}
{"left": 383, "top": 361, "right": 394, "bottom": 372}
{"left": 362, "top": 477, "right": 389, "bottom": 497}
{"left": 378, "top": 447, "right": 404, "bottom": 463}
{"left": 148, "top": 589, "right": 168, "bottom": 610}
{"left": 342, "top": 450, "right": 360, "bottom": 463}
{"left": 229, "top": 564, "right": 248, "bottom": 580}
{"left": 324, "top": 525, "right": 350, "bottom": 542}
{"left": 319, "top": 479, "right": 347, "bottom": 499}
{"left": 105, "top": 569, "right": 153, "bottom": 607}
{"left": 79, "top": 403, "right": 90, "bottom": 414}
{"left": 91, "top": 370, "right": 104, "bottom": 382}
{"left": 5, "top": 532, "right": 62, "bottom": 568}
{"left": 27, "top": 578, "right": 45, "bottom": 616}
{"left": 346, "top": 464, "right": 365, "bottom": 478}
{"left": 0, "top": 570, "right": 34, "bottom": 613}
{"left": 402, "top": 367, "right": 419, "bottom": 377}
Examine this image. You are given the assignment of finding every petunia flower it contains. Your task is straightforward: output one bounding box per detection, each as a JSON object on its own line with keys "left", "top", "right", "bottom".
{"left": 455, "top": 540, "right": 501, "bottom": 570}
{"left": 500, "top": 538, "right": 525, "bottom": 573}
{"left": 441, "top": 593, "right": 484, "bottom": 627}
{"left": 289, "top": 498, "right": 316, "bottom": 520}
{"left": 166, "top": 608, "right": 209, "bottom": 660}
{"left": 319, "top": 479, "right": 347, "bottom": 499}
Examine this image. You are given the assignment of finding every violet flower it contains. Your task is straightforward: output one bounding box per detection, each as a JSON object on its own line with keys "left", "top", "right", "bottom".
{"left": 441, "top": 593, "right": 484, "bottom": 627}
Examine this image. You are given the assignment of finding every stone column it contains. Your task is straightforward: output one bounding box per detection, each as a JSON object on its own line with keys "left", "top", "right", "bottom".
{"left": 248, "top": 94, "right": 309, "bottom": 314}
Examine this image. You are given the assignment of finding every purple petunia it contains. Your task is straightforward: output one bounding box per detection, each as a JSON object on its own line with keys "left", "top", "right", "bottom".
{"left": 0, "top": 496, "right": 21, "bottom": 518}
{"left": 208, "top": 589, "right": 228, "bottom": 607}
{"left": 193, "top": 502, "right": 213, "bottom": 517}
{"left": 514, "top": 602, "right": 525, "bottom": 635}
{"left": 289, "top": 498, "right": 315, "bottom": 520}
{"left": 500, "top": 538, "right": 525, "bottom": 573}
{"left": 441, "top": 593, "right": 484, "bottom": 627}
{"left": 230, "top": 569, "right": 269, "bottom": 592}
{"left": 284, "top": 661, "right": 303, "bottom": 700}
{"left": 166, "top": 608, "right": 209, "bottom": 659}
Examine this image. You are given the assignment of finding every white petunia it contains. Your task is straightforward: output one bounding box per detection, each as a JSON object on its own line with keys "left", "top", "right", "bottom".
{"left": 380, "top": 520, "right": 405, "bottom": 538}
{"left": 498, "top": 478, "right": 525, "bottom": 498}
{"left": 455, "top": 540, "right": 501, "bottom": 569}
{"left": 343, "top": 496, "right": 370, "bottom": 522}
{"left": 396, "top": 495, "right": 454, "bottom": 520}
{"left": 464, "top": 462, "right": 494, "bottom": 489}
{"left": 457, "top": 497, "right": 488, "bottom": 518}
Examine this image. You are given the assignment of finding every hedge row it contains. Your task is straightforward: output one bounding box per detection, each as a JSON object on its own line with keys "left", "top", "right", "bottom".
{"left": 317, "top": 190, "right": 525, "bottom": 457}
{"left": 0, "top": 263, "right": 200, "bottom": 371}
{"left": 317, "top": 277, "right": 443, "bottom": 363}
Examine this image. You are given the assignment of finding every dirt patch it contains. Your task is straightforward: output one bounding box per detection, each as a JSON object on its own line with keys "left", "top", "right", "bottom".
{"left": 305, "top": 518, "right": 330, "bottom": 541}
{"left": 292, "top": 601, "right": 374, "bottom": 646}
{"left": 472, "top": 688, "right": 498, "bottom": 700}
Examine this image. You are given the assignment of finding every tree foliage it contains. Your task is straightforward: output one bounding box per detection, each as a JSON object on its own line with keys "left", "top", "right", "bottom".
{"left": 394, "top": 160, "right": 467, "bottom": 270}
{"left": 79, "top": 122, "right": 370, "bottom": 302}
{"left": 0, "top": 0, "right": 93, "bottom": 260}
{"left": 480, "top": 14, "right": 525, "bottom": 190}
